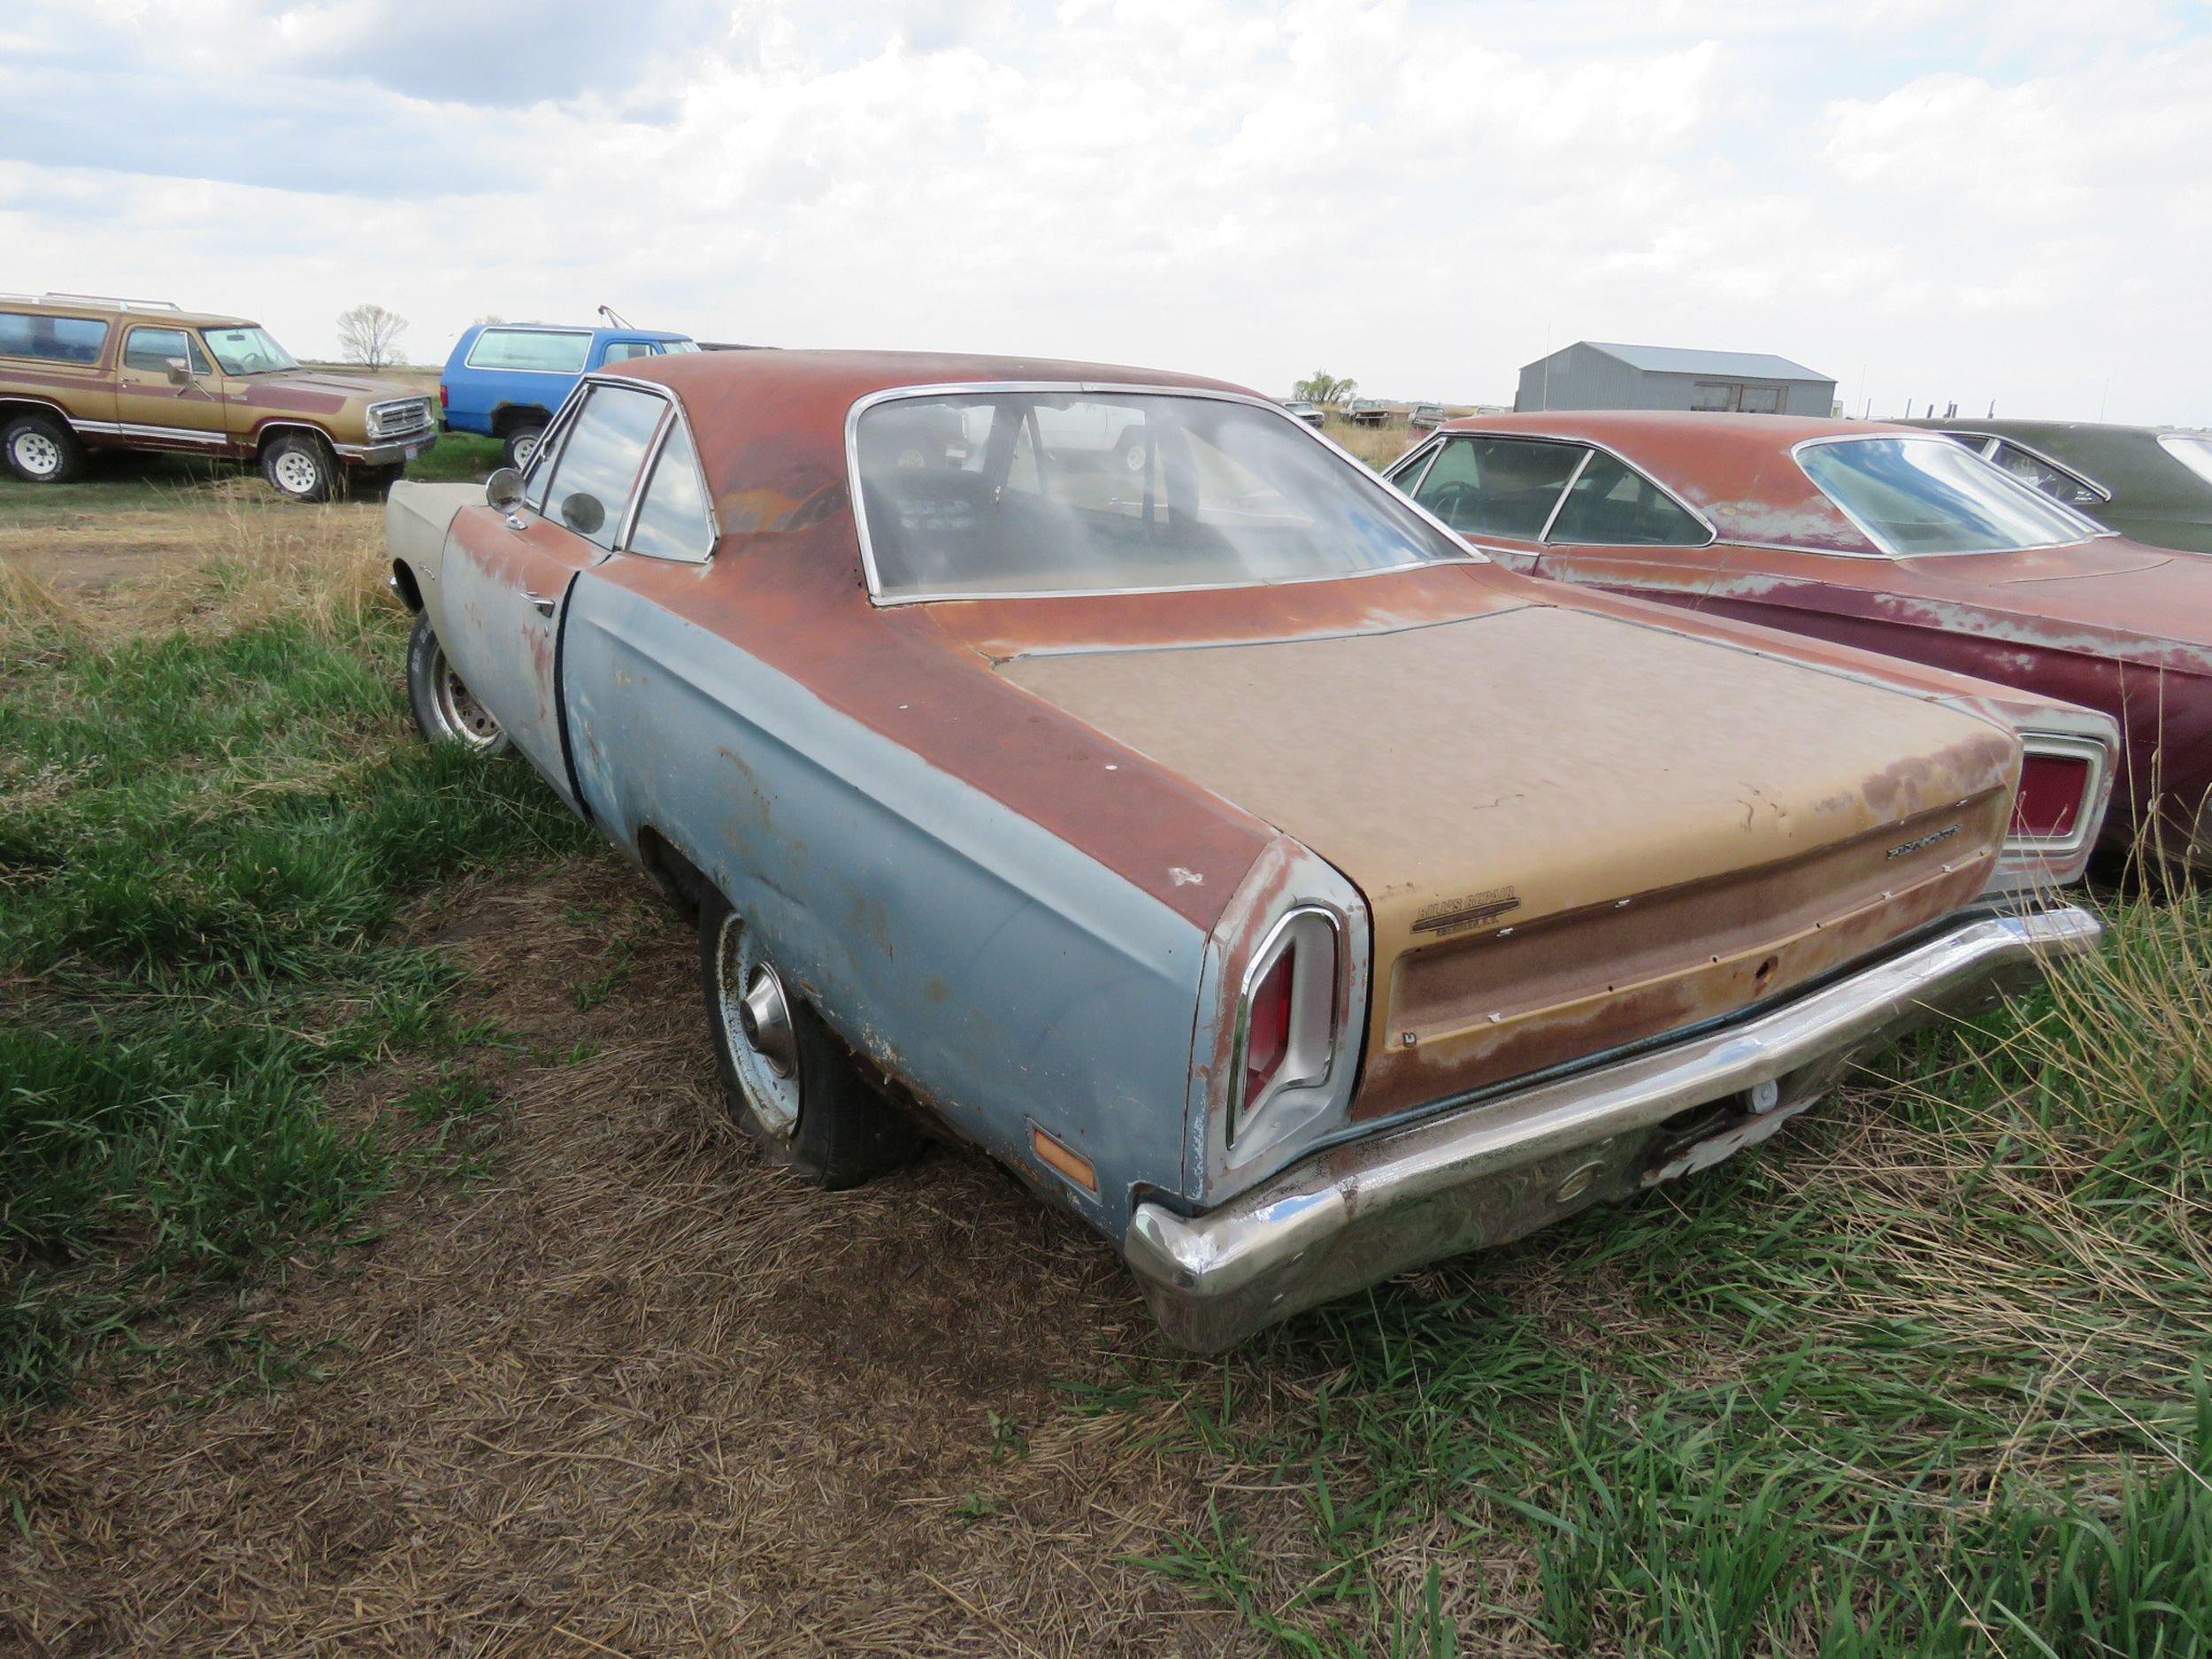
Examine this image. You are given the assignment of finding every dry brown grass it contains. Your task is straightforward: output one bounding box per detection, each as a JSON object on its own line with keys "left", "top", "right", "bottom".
{"left": 1324, "top": 419, "right": 1420, "bottom": 472}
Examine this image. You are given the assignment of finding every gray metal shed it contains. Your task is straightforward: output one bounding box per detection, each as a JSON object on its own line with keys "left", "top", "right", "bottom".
{"left": 1516, "top": 341, "right": 1836, "bottom": 417}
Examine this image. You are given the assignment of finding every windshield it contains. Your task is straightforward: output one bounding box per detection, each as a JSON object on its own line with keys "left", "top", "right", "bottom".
{"left": 856, "top": 390, "right": 1467, "bottom": 600}
{"left": 2159, "top": 434, "right": 2212, "bottom": 488}
{"left": 1798, "top": 435, "right": 2107, "bottom": 556}
{"left": 202, "top": 325, "right": 299, "bottom": 375}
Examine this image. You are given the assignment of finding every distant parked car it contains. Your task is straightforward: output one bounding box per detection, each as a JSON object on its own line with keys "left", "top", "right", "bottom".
{"left": 1388, "top": 411, "right": 2209, "bottom": 874}
{"left": 0, "top": 291, "right": 435, "bottom": 500}
{"left": 385, "top": 349, "right": 2104, "bottom": 1348}
{"left": 441, "top": 321, "right": 698, "bottom": 469}
{"left": 1282, "top": 398, "right": 1325, "bottom": 426}
{"left": 1908, "top": 419, "right": 2212, "bottom": 556}
{"left": 1341, "top": 398, "right": 1391, "bottom": 427}
{"left": 1408, "top": 403, "right": 1446, "bottom": 432}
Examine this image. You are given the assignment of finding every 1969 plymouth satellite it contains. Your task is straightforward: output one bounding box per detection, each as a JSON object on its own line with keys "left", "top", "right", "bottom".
{"left": 386, "top": 349, "right": 2104, "bottom": 1349}
{"left": 1388, "top": 412, "right": 2212, "bottom": 877}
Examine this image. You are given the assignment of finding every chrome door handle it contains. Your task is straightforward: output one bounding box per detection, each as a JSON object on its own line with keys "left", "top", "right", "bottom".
{"left": 525, "top": 590, "right": 557, "bottom": 617}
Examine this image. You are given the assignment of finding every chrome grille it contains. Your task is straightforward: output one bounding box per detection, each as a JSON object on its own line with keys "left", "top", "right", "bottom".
{"left": 372, "top": 399, "right": 434, "bottom": 439}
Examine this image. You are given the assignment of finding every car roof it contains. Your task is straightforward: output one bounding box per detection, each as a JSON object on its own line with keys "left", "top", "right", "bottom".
{"left": 469, "top": 320, "right": 691, "bottom": 338}
{"left": 3, "top": 297, "right": 257, "bottom": 329}
{"left": 1905, "top": 416, "right": 2212, "bottom": 442}
{"left": 605, "top": 347, "right": 1250, "bottom": 512}
{"left": 1436, "top": 410, "right": 1939, "bottom": 555}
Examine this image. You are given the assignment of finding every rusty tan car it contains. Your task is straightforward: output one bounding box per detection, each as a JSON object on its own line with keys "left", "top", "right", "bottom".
{"left": 387, "top": 349, "right": 2107, "bottom": 1348}
{"left": 0, "top": 292, "right": 436, "bottom": 501}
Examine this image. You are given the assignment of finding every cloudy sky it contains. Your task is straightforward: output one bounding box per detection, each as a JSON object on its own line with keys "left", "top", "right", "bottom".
{"left": 4, "top": 0, "right": 2207, "bottom": 423}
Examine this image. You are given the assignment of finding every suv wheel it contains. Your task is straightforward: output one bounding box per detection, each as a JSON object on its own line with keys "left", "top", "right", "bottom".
{"left": 503, "top": 426, "right": 546, "bottom": 471}
{"left": 262, "top": 431, "right": 337, "bottom": 502}
{"left": 3, "top": 413, "right": 85, "bottom": 484}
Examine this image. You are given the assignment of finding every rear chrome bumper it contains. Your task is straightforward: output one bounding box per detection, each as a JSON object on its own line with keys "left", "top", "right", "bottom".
{"left": 1125, "top": 905, "right": 2103, "bottom": 1352}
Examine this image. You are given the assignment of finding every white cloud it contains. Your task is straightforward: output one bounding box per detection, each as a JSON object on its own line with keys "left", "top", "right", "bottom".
{"left": 0, "top": 0, "right": 2204, "bottom": 423}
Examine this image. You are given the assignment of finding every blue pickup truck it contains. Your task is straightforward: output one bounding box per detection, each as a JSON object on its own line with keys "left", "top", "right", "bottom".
{"left": 440, "top": 322, "right": 697, "bottom": 467}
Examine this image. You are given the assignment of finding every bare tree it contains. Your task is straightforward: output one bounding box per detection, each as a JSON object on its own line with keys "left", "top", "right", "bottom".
{"left": 1294, "top": 370, "right": 1358, "bottom": 406}
{"left": 336, "top": 303, "right": 409, "bottom": 368}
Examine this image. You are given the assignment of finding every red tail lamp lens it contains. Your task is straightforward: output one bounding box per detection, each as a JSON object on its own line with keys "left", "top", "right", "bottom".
{"left": 438, "top": 383, "right": 449, "bottom": 408}
{"left": 1244, "top": 949, "right": 1294, "bottom": 1106}
{"left": 2014, "top": 753, "right": 2090, "bottom": 840}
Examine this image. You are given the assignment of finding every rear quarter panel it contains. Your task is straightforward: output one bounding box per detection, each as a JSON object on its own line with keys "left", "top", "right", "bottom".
{"left": 558, "top": 568, "right": 1216, "bottom": 1236}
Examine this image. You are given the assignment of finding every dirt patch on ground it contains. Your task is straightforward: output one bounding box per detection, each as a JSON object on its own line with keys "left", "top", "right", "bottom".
{"left": 0, "top": 859, "right": 1272, "bottom": 1657}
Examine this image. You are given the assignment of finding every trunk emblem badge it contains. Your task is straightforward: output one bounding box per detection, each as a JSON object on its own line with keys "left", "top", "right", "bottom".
{"left": 1886, "top": 824, "right": 1962, "bottom": 861}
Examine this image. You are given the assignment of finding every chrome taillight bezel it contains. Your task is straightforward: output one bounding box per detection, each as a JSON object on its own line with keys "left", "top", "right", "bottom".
{"left": 2004, "top": 732, "right": 2109, "bottom": 863}
{"left": 1227, "top": 905, "right": 1343, "bottom": 1147}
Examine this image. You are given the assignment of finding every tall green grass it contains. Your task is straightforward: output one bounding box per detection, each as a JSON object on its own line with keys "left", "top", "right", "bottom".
{"left": 1, "top": 584, "right": 591, "bottom": 1408}
{"left": 1090, "top": 887, "right": 2212, "bottom": 1655}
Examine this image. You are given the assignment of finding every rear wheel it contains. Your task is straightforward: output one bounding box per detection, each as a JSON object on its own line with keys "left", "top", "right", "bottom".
{"left": 503, "top": 425, "right": 546, "bottom": 471}
{"left": 3, "top": 412, "right": 85, "bottom": 484}
{"left": 697, "top": 890, "right": 921, "bottom": 1189}
{"left": 404, "top": 612, "right": 511, "bottom": 754}
{"left": 262, "top": 430, "right": 338, "bottom": 502}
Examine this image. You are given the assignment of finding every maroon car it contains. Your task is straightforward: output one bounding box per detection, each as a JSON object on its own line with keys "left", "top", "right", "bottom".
{"left": 1386, "top": 412, "right": 2212, "bottom": 875}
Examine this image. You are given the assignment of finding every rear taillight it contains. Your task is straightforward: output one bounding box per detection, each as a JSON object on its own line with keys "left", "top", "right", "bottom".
{"left": 1244, "top": 951, "right": 1294, "bottom": 1106}
{"left": 2014, "top": 751, "right": 2092, "bottom": 841}
{"left": 1231, "top": 908, "right": 1341, "bottom": 1143}
{"left": 438, "top": 383, "right": 449, "bottom": 408}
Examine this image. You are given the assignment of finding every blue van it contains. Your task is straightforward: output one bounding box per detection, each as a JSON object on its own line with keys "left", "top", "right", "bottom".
{"left": 440, "top": 322, "right": 697, "bottom": 467}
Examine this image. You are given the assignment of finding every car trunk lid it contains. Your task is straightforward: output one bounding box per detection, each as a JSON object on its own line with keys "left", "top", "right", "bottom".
{"left": 995, "top": 603, "right": 2016, "bottom": 1118}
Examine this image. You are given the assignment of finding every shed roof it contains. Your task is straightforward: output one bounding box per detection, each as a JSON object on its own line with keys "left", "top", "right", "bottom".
{"left": 1575, "top": 341, "right": 1832, "bottom": 382}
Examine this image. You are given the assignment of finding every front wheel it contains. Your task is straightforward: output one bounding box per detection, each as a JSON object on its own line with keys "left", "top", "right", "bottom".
{"left": 262, "top": 430, "right": 338, "bottom": 502}
{"left": 404, "top": 611, "right": 511, "bottom": 754}
{"left": 697, "top": 891, "right": 921, "bottom": 1189}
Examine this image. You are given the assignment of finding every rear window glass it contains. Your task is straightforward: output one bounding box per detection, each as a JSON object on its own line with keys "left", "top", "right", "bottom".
{"left": 856, "top": 391, "right": 1463, "bottom": 600}
{"left": 1548, "top": 451, "right": 1709, "bottom": 546}
{"left": 2159, "top": 434, "right": 2212, "bottom": 488}
{"left": 1799, "top": 436, "right": 2106, "bottom": 556}
{"left": 468, "top": 329, "right": 591, "bottom": 373}
{"left": 0, "top": 311, "right": 109, "bottom": 365}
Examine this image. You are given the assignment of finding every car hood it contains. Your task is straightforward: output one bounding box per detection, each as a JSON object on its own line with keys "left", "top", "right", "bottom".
{"left": 248, "top": 369, "right": 426, "bottom": 403}
{"left": 997, "top": 600, "right": 2016, "bottom": 1115}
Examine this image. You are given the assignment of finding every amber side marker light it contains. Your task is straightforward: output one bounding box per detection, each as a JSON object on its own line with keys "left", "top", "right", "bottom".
{"left": 2014, "top": 752, "right": 2092, "bottom": 840}
{"left": 1029, "top": 1123, "right": 1098, "bottom": 1195}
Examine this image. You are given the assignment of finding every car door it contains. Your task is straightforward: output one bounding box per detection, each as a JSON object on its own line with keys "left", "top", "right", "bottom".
{"left": 438, "top": 377, "right": 674, "bottom": 810}
{"left": 113, "top": 324, "right": 227, "bottom": 450}
{"left": 1521, "top": 448, "right": 1744, "bottom": 604}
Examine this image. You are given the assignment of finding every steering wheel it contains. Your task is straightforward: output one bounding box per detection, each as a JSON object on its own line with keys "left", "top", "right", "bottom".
{"left": 1421, "top": 479, "right": 1483, "bottom": 528}
{"left": 237, "top": 351, "right": 271, "bottom": 373}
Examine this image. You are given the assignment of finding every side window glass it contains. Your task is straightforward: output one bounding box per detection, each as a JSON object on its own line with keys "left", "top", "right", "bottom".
{"left": 537, "top": 384, "right": 667, "bottom": 549}
{"left": 1548, "top": 451, "right": 1709, "bottom": 547}
{"left": 470, "top": 329, "right": 592, "bottom": 373}
{"left": 124, "top": 326, "right": 210, "bottom": 375}
{"left": 0, "top": 312, "right": 109, "bottom": 364}
{"left": 601, "top": 342, "right": 661, "bottom": 364}
{"left": 1987, "top": 441, "right": 2103, "bottom": 508}
{"left": 626, "top": 423, "right": 715, "bottom": 561}
{"left": 1412, "top": 436, "right": 1583, "bottom": 538}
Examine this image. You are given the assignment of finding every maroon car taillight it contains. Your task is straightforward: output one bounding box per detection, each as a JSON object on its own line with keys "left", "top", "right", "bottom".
{"left": 438, "top": 383, "right": 449, "bottom": 409}
{"left": 1230, "top": 907, "right": 1342, "bottom": 1144}
{"left": 2013, "top": 751, "right": 2093, "bottom": 841}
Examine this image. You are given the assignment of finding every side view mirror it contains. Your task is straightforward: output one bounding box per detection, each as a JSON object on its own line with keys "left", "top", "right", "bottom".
{"left": 560, "top": 491, "right": 606, "bottom": 537}
{"left": 485, "top": 467, "right": 525, "bottom": 511}
{"left": 165, "top": 357, "right": 193, "bottom": 387}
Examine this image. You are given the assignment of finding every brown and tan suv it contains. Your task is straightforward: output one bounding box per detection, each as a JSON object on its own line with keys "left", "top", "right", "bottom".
{"left": 0, "top": 292, "right": 437, "bottom": 501}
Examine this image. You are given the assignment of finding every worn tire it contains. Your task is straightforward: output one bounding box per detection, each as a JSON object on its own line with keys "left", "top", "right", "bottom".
{"left": 262, "top": 430, "right": 338, "bottom": 502}
{"left": 3, "top": 411, "right": 85, "bottom": 484}
{"left": 404, "top": 611, "right": 512, "bottom": 755}
{"left": 697, "top": 888, "right": 922, "bottom": 1190}
{"left": 503, "top": 426, "right": 547, "bottom": 471}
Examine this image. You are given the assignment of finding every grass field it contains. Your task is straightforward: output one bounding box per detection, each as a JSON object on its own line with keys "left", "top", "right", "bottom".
{"left": 2, "top": 484, "right": 2208, "bottom": 1655}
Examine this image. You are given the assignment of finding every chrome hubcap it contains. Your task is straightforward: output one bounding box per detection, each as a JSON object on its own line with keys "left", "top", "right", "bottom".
{"left": 511, "top": 433, "right": 539, "bottom": 467}
{"left": 274, "top": 449, "right": 319, "bottom": 495}
{"left": 12, "top": 432, "right": 59, "bottom": 477}
{"left": 432, "top": 654, "right": 502, "bottom": 749}
{"left": 715, "top": 912, "right": 802, "bottom": 1137}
